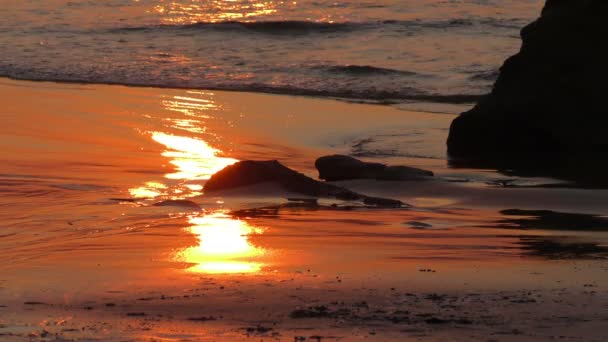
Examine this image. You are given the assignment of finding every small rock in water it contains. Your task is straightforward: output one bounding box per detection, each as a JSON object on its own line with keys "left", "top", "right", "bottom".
{"left": 23, "top": 301, "right": 47, "bottom": 305}
{"left": 187, "top": 316, "right": 217, "bottom": 322}
{"left": 363, "top": 196, "right": 403, "bottom": 208}
{"left": 153, "top": 199, "right": 200, "bottom": 210}
{"left": 315, "top": 155, "right": 433, "bottom": 181}
{"left": 245, "top": 325, "right": 273, "bottom": 334}
{"left": 406, "top": 221, "right": 433, "bottom": 229}
{"left": 110, "top": 197, "right": 143, "bottom": 202}
{"left": 425, "top": 317, "right": 450, "bottom": 324}
{"left": 287, "top": 198, "right": 319, "bottom": 205}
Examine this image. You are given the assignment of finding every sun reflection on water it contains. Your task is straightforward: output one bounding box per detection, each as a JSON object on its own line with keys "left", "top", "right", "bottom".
{"left": 162, "top": 95, "right": 217, "bottom": 118}
{"left": 129, "top": 181, "right": 168, "bottom": 198}
{"left": 153, "top": 0, "right": 285, "bottom": 24}
{"left": 128, "top": 91, "right": 236, "bottom": 199}
{"left": 151, "top": 132, "right": 237, "bottom": 181}
{"left": 175, "top": 212, "right": 266, "bottom": 274}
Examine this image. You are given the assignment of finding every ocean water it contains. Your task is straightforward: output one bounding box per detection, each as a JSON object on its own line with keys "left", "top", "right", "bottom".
{"left": 2, "top": 79, "right": 608, "bottom": 290}
{"left": 1, "top": 0, "right": 544, "bottom": 104}
{"left": 4, "top": 4, "right": 608, "bottom": 336}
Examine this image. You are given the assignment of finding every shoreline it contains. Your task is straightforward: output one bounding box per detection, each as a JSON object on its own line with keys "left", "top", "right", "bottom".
{"left": 0, "top": 75, "right": 482, "bottom": 107}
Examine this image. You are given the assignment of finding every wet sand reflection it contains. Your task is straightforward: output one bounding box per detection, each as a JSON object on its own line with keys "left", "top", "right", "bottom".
{"left": 175, "top": 212, "right": 267, "bottom": 274}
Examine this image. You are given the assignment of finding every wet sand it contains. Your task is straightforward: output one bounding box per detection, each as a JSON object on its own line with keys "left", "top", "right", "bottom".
{"left": 1, "top": 78, "right": 608, "bottom": 341}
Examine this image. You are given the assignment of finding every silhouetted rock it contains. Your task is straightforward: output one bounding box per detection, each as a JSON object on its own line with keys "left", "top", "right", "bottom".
{"left": 448, "top": 0, "right": 608, "bottom": 174}
{"left": 315, "top": 155, "right": 433, "bottom": 181}
{"left": 153, "top": 199, "right": 200, "bottom": 210}
{"left": 204, "top": 160, "right": 405, "bottom": 207}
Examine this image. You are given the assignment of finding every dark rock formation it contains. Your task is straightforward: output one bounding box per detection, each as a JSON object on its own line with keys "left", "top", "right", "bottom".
{"left": 204, "top": 160, "right": 405, "bottom": 207}
{"left": 315, "top": 155, "right": 433, "bottom": 181}
{"left": 448, "top": 0, "right": 608, "bottom": 175}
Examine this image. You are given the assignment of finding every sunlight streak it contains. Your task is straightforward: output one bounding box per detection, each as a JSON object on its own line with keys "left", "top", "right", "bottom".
{"left": 151, "top": 132, "right": 237, "bottom": 181}
{"left": 153, "top": 0, "right": 283, "bottom": 24}
{"left": 175, "top": 212, "right": 266, "bottom": 274}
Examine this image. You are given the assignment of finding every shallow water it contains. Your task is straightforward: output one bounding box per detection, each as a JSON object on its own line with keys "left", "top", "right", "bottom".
{"left": 2, "top": 77, "right": 608, "bottom": 280}
{"left": 1, "top": 0, "right": 544, "bottom": 106}
{"left": 2, "top": 78, "right": 608, "bottom": 340}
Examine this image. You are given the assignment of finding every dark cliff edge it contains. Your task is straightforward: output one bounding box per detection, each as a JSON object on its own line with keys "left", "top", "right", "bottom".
{"left": 447, "top": 0, "right": 608, "bottom": 184}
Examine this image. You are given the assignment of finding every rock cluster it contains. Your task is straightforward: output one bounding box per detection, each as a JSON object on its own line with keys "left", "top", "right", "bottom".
{"left": 204, "top": 160, "right": 405, "bottom": 207}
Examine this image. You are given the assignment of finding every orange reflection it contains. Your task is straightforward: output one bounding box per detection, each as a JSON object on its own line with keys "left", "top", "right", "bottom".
{"left": 151, "top": 132, "right": 237, "bottom": 181}
{"left": 128, "top": 91, "right": 234, "bottom": 200}
{"left": 153, "top": 0, "right": 283, "bottom": 24}
{"left": 162, "top": 95, "right": 216, "bottom": 118}
{"left": 175, "top": 212, "right": 266, "bottom": 274}
{"left": 129, "top": 181, "right": 168, "bottom": 198}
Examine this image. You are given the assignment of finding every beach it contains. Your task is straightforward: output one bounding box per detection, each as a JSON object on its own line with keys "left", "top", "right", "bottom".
{"left": 1, "top": 78, "right": 608, "bottom": 341}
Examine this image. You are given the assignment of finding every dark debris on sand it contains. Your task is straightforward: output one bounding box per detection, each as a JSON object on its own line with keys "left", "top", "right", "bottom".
{"left": 187, "top": 316, "right": 217, "bottom": 322}
{"left": 498, "top": 209, "right": 608, "bottom": 231}
{"left": 518, "top": 237, "right": 608, "bottom": 260}
{"left": 286, "top": 297, "right": 485, "bottom": 330}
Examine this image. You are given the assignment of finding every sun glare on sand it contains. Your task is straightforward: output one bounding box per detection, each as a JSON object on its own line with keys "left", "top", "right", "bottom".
{"left": 175, "top": 212, "right": 266, "bottom": 274}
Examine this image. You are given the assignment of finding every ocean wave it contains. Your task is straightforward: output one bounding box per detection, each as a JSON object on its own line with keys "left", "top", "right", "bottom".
{"left": 111, "top": 20, "right": 361, "bottom": 34}
{"left": 469, "top": 69, "right": 500, "bottom": 81}
{"left": 109, "top": 17, "right": 525, "bottom": 35}
{"left": 201, "top": 83, "right": 482, "bottom": 104}
{"left": 314, "top": 65, "right": 420, "bottom": 77}
{"left": 0, "top": 71, "right": 482, "bottom": 105}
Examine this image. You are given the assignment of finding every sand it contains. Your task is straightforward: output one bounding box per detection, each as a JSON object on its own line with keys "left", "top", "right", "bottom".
{"left": 1, "top": 78, "right": 608, "bottom": 341}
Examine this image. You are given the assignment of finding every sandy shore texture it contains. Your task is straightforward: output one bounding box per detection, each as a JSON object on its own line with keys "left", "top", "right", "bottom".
{"left": 1, "top": 78, "right": 608, "bottom": 341}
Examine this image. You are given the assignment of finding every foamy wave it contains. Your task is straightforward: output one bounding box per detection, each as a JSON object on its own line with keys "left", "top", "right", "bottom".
{"left": 0, "top": 70, "right": 481, "bottom": 105}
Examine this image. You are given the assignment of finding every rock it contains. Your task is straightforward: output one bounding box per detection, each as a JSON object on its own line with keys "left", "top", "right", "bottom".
{"left": 153, "top": 199, "right": 200, "bottom": 210}
{"left": 204, "top": 160, "right": 406, "bottom": 207}
{"left": 204, "top": 160, "right": 359, "bottom": 198}
{"left": 447, "top": 0, "right": 608, "bottom": 172}
{"left": 379, "top": 165, "right": 433, "bottom": 181}
{"left": 315, "top": 155, "right": 433, "bottom": 181}
{"left": 316, "top": 155, "right": 384, "bottom": 181}
{"left": 187, "top": 316, "right": 217, "bottom": 322}
{"left": 363, "top": 196, "right": 403, "bottom": 208}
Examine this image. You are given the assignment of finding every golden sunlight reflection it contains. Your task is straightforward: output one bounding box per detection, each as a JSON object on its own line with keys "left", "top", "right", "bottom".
{"left": 175, "top": 212, "right": 266, "bottom": 274}
{"left": 127, "top": 91, "right": 234, "bottom": 200}
{"left": 129, "top": 181, "right": 168, "bottom": 198}
{"left": 153, "top": 0, "right": 285, "bottom": 24}
{"left": 151, "top": 132, "right": 237, "bottom": 181}
{"left": 162, "top": 95, "right": 216, "bottom": 118}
